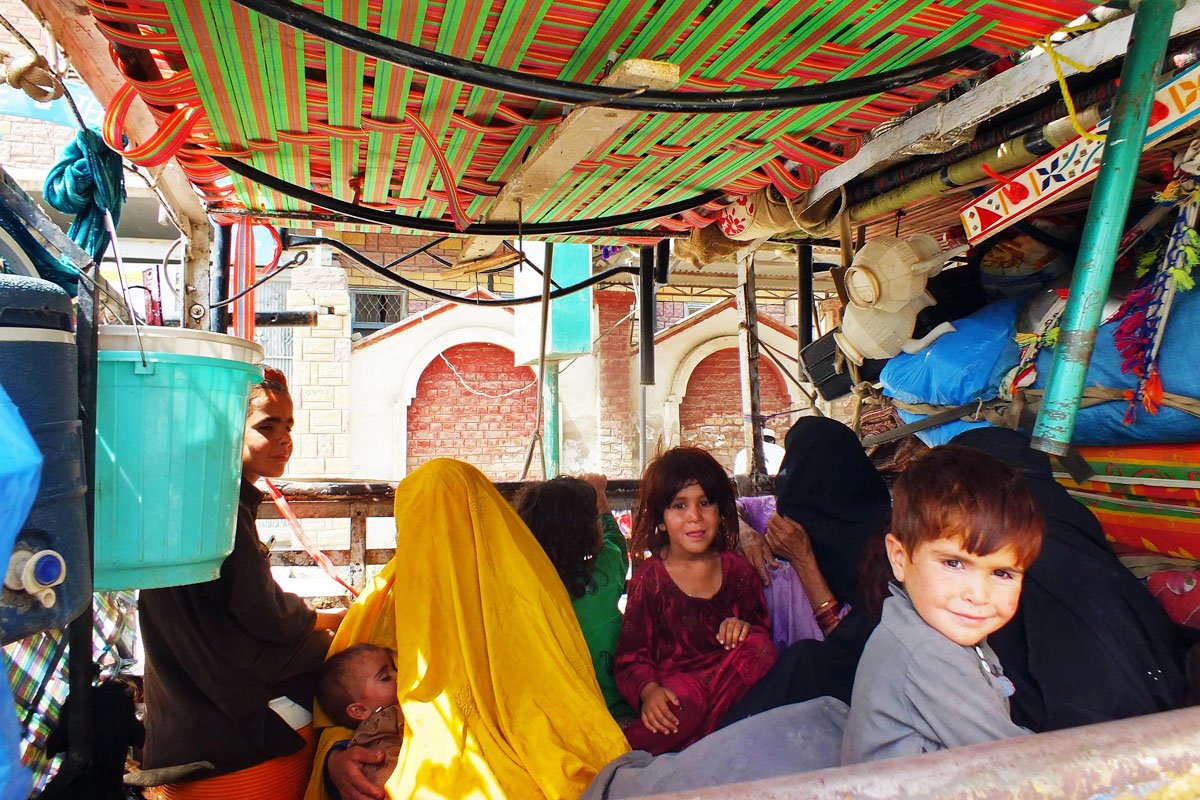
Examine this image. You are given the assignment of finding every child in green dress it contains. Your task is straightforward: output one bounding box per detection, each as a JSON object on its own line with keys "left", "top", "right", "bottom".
{"left": 514, "top": 474, "right": 636, "bottom": 722}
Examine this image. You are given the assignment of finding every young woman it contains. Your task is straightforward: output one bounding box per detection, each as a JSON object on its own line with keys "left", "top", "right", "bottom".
{"left": 138, "top": 369, "right": 342, "bottom": 799}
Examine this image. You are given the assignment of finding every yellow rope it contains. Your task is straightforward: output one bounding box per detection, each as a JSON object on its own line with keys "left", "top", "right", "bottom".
{"left": 1041, "top": 30, "right": 1105, "bottom": 143}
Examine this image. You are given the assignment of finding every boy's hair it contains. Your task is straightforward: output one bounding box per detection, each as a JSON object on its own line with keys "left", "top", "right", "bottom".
{"left": 512, "top": 477, "right": 600, "bottom": 600}
{"left": 892, "top": 445, "right": 1043, "bottom": 569}
{"left": 317, "top": 643, "right": 391, "bottom": 729}
{"left": 247, "top": 366, "right": 290, "bottom": 410}
{"left": 633, "top": 447, "right": 738, "bottom": 556}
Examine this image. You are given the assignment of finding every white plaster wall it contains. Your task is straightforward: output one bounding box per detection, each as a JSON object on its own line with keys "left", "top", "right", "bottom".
{"left": 556, "top": 351, "right": 598, "bottom": 474}
{"left": 349, "top": 303, "right": 601, "bottom": 480}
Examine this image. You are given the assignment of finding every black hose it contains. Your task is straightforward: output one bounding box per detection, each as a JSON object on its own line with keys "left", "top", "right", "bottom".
{"left": 639, "top": 246, "right": 656, "bottom": 386}
{"left": 214, "top": 156, "right": 722, "bottom": 236}
{"left": 292, "top": 235, "right": 636, "bottom": 306}
{"left": 230, "top": 0, "right": 994, "bottom": 113}
{"left": 845, "top": 72, "right": 1126, "bottom": 205}
{"left": 383, "top": 237, "right": 448, "bottom": 269}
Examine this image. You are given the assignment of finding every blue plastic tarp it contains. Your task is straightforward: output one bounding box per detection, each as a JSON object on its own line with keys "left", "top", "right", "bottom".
{"left": 0, "top": 384, "right": 38, "bottom": 799}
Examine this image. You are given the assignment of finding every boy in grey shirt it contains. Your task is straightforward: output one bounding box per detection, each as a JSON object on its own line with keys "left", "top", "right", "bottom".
{"left": 842, "top": 446, "right": 1043, "bottom": 764}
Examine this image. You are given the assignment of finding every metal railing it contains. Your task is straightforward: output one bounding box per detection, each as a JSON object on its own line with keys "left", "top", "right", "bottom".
{"left": 259, "top": 478, "right": 644, "bottom": 592}
{"left": 645, "top": 704, "right": 1200, "bottom": 799}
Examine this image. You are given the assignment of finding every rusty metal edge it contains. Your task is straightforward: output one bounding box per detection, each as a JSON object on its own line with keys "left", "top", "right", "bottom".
{"left": 637, "top": 705, "right": 1200, "bottom": 800}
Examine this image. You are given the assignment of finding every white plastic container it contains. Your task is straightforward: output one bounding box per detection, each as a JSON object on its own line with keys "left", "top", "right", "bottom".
{"left": 845, "top": 234, "right": 945, "bottom": 313}
{"left": 836, "top": 292, "right": 935, "bottom": 364}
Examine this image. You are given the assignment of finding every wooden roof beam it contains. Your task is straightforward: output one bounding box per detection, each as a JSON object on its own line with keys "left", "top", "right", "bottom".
{"left": 24, "top": 0, "right": 213, "bottom": 327}
{"left": 455, "top": 59, "right": 680, "bottom": 269}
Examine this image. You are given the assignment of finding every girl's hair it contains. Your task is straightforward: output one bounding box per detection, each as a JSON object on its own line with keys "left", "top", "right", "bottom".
{"left": 892, "top": 445, "right": 1043, "bottom": 570}
{"left": 512, "top": 477, "right": 601, "bottom": 599}
{"left": 247, "top": 366, "right": 290, "bottom": 411}
{"left": 633, "top": 447, "right": 738, "bottom": 556}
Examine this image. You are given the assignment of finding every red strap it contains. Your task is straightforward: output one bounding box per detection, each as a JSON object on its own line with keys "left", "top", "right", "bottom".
{"left": 263, "top": 479, "right": 360, "bottom": 598}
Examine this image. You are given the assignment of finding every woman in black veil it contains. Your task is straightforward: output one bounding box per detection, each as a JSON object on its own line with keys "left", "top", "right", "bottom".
{"left": 951, "top": 427, "right": 1186, "bottom": 731}
{"left": 723, "top": 417, "right": 893, "bottom": 725}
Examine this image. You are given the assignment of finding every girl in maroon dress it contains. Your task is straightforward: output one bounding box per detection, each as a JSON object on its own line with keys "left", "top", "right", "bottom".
{"left": 615, "top": 447, "right": 776, "bottom": 754}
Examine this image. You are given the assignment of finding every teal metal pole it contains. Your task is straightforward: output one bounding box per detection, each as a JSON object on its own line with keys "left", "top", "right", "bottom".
{"left": 543, "top": 360, "right": 560, "bottom": 478}
{"left": 1031, "top": 0, "right": 1178, "bottom": 456}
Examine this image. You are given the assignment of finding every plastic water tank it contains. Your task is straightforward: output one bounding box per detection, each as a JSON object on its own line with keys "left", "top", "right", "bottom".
{"left": 0, "top": 274, "right": 90, "bottom": 643}
{"left": 94, "top": 325, "right": 263, "bottom": 589}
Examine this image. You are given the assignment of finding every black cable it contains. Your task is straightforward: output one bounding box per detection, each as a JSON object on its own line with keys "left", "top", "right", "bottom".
{"left": 209, "top": 251, "right": 308, "bottom": 309}
{"left": 294, "top": 235, "right": 636, "bottom": 306}
{"left": 214, "top": 155, "right": 723, "bottom": 235}
{"left": 231, "top": 0, "right": 994, "bottom": 113}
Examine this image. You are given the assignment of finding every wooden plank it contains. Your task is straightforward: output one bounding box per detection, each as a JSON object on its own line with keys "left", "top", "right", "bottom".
{"left": 805, "top": 0, "right": 1200, "bottom": 212}
{"left": 736, "top": 251, "right": 769, "bottom": 494}
{"left": 26, "top": 0, "right": 213, "bottom": 327}
{"left": 257, "top": 499, "right": 394, "bottom": 519}
{"left": 457, "top": 59, "right": 680, "bottom": 266}
{"left": 270, "top": 548, "right": 396, "bottom": 567}
{"left": 349, "top": 506, "right": 367, "bottom": 590}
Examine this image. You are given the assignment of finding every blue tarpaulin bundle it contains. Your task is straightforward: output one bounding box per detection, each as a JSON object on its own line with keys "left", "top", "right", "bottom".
{"left": 881, "top": 295, "right": 1025, "bottom": 445}
{"left": 0, "top": 385, "right": 38, "bottom": 799}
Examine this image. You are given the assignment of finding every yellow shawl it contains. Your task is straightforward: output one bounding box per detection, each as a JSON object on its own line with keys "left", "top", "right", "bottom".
{"left": 305, "top": 459, "right": 629, "bottom": 799}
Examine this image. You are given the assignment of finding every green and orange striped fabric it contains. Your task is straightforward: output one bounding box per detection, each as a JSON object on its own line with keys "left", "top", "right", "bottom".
{"left": 89, "top": 0, "right": 1101, "bottom": 236}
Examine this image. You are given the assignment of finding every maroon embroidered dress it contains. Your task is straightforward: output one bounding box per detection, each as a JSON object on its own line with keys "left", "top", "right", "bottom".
{"left": 616, "top": 551, "right": 776, "bottom": 754}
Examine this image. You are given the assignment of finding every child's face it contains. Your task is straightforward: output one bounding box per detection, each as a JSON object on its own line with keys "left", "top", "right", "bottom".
{"left": 662, "top": 482, "right": 720, "bottom": 556}
{"left": 885, "top": 534, "right": 1025, "bottom": 647}
{"left": 242, "top": 390, "right": 294, "bottom": 482}
{"left": 348, "top": 649, "right": 399, "bottom": 722}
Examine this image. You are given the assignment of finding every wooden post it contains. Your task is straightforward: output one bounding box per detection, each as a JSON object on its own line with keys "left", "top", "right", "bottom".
{"left": 349, "top": 506, "right": 367, "bottom": 592}
{"left": 736, "top": 252, "right": 767, "bottom": 493}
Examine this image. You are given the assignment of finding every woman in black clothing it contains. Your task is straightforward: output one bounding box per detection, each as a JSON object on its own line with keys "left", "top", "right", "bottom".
{"left": 723, "top": 417, "right": 892, "bottom": 725}
{"left": 952, "top": 427, "right": 1186, "bottom": 731}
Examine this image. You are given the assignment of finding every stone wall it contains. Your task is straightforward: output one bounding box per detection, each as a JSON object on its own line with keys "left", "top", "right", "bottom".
{"left": 285, "top": 248, "right": 352, "bottom": 478}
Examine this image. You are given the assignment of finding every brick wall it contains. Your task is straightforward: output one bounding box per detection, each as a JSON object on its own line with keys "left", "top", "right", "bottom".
{"left": 595, "top": 290, "right": 637, "bottom": 478}
{"left": 321, "top": 230, "right": 515, "bottom": 295}
{"left": 406, "top": 342, "right": 542, "bottom": 481}
{"left": 0, "top": 117, "right": 74, "bottom": 171}
{"left": 0, "top": 0, "right": 74, "bottom": 172}
{"left": 678, "top": 348, "right": 794, "bottom": 472}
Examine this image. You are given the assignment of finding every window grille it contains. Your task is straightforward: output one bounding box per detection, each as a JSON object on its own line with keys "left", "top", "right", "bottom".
{"left": 351, "top": 288, "right": 408, "bottom": 335}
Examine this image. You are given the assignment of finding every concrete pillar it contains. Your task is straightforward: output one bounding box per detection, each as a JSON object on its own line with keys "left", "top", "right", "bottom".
{"left": 284, "top": 244, "right": 352, "bottom": 479}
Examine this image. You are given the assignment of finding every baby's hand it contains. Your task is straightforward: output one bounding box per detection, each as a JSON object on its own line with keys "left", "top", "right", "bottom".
{"left": 717, "top": 617, "right": 751, "bottom": 649}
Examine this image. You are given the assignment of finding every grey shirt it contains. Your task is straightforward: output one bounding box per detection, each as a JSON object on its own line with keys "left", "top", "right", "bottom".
{"left": 842, "top": 583, "right": 1031, "bottom": 764}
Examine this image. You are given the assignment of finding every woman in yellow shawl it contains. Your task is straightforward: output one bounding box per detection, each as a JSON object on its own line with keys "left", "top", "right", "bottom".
{"left": 308, "top": 458, "right": 630, "bottom": 800}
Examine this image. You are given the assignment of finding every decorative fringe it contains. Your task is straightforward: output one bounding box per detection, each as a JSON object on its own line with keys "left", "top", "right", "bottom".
{"left": 1117, "top": 177, "right": 1200, "bottom": 423}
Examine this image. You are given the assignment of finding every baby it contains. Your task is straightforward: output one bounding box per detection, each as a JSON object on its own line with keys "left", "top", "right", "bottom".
{"left": 317, "top": 643, "right": 403, "bottom": 788}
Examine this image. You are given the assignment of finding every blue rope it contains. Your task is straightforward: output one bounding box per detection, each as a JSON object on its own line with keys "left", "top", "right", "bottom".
{"left": 42, "top": 127, "right": 125, "bottom": 266}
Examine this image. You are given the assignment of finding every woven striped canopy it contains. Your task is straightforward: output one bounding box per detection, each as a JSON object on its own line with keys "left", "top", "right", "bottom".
{"left": 92, "top": 0, "right": 1099, "bottom": 243}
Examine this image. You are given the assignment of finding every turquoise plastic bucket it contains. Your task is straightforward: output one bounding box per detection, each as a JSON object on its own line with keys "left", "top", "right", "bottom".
{"left": 94, "top": 326, "right": 263, "bottom": 590}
